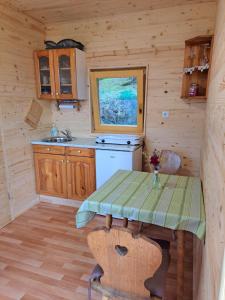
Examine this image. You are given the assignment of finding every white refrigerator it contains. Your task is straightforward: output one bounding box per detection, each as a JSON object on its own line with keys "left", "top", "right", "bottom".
{"left": 95, "top": 146, "right": 142, "bottom": 188}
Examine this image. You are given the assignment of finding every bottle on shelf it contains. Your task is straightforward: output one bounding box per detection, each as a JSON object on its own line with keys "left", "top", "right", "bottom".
{"left": 188, "top": 83, "right": 199, "bottom": 97}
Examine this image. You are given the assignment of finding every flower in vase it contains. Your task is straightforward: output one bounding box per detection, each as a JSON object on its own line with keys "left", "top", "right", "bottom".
{"left": 150, "top": 149, "right": 160, "bottom": 171}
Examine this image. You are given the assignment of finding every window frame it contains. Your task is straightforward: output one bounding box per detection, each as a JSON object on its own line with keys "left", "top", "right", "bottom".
{"left": 90, "top": 68, "right": 145, "bottom": 134}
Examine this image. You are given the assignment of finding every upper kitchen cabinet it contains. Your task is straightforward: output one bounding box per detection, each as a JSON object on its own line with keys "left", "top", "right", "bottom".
{"left": 34, "top": 50, "right": 55, "bottom": 100}
{"left": 54, "top": 49, "right": 76, "bottom": 100}
{"left": 34, "top": 48, "right": 87, "bottom": 100}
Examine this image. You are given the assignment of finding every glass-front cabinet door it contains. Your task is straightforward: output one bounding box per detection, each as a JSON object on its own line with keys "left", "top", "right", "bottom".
{"left": 34, "top": 50, "right": 55, "bottom": 99}
{"left": 54, "top": 49, "right": 77, "bottom": 99}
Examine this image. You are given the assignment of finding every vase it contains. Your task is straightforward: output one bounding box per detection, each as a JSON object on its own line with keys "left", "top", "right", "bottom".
{"left": 152, "top": 170, "right": 161, "bottom": 189}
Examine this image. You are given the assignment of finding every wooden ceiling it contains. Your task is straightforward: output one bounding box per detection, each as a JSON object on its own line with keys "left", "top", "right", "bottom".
{"left": 1, "top": 0, "right": 214, "bottom": 24}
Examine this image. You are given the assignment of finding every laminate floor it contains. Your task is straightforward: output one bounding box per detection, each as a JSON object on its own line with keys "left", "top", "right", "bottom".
{"left": 0, "top": 203, "right": 193, "bottom": 300}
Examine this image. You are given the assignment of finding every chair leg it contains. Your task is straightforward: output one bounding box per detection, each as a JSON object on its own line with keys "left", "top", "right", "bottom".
{"left": 137, "top": 222, "right": 144, "bottom": 233}
{"left": 123, "top": 218, "right": 128, "bottom": 228}
{"left": 171, "top": 230, "right": 177, "bottom": 241}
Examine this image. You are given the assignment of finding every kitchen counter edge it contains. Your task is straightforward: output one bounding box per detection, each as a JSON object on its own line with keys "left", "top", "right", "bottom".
{"left": 31, "top": 138, "right": 141, "bottom": 152}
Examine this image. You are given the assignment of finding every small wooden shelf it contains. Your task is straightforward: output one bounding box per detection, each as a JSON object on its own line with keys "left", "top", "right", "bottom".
{"left": 181, "top": 35, "right": 213, "bottom": 100}
{"left": 181, "top": 95, "right": 207, "bottom": 101}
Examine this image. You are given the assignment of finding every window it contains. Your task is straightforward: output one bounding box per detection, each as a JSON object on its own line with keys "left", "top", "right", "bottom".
{"left": 90, "top": 68, "right": 145, "bottom": 134}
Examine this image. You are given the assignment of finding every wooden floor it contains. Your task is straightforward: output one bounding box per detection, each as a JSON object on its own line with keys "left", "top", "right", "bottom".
{"left": 0, "top": 203, "right": 193, "bottom": 300}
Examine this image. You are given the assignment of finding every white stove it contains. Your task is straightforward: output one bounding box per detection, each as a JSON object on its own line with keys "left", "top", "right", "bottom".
{"left": 96, "top": 134, "right": 144, "bottom": 146}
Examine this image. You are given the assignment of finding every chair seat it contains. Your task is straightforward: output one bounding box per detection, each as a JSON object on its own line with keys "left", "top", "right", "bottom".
{"left": 91, "top": 280, "right": 150, "bottom": 300}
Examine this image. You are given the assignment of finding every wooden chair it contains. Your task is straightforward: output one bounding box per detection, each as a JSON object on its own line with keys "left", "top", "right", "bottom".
{"left": 160, "top": 150, "right": 181, "bottom": 175}
{"left": 88, "top": 226, "right": 170, "bottom": 300}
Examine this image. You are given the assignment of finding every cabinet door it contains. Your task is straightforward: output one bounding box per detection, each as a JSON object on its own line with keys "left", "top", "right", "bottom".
{"left": 67, "top": 156, "right": 96, "bottom": 200}
{"left": 34, "top": 153, "right": 67, "bottom": 198}
{"left": 54, "top": 49, "right": 77, "bottom": 99}
{"left": 34, "top": 50, "right": 55, "bottom": 99}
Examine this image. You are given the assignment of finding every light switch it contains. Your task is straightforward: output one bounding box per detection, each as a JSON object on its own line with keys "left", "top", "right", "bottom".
{"left": 162, "top": 111, "right": 169, "bottom": 118}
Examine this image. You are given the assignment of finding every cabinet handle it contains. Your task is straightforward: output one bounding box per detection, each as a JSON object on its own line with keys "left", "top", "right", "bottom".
{"left": 56, "top": 92, "right": 59, "bottom": 96}
{"left": 47, "top": 148, "right": 50, "bottom": 151}
{"left": 77, "top": 150, "right": 81, "bottom": 153}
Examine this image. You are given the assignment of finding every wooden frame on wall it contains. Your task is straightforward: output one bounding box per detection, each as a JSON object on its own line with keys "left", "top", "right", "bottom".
{"left": 90, "top": 68, "right": 145, "bottom": 134}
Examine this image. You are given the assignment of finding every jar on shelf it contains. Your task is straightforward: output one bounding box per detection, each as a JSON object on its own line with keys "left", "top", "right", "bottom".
{"left": 189, "top": 83, "right": 199, "bottom": 97}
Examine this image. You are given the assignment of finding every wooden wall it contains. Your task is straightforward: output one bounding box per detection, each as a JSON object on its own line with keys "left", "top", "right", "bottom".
{"left": 46, "top": 1, "right": 216, "bottom": 176}
{"left": 0, "top": 5, "right": 52, "bottom": 222}
{"left": 0, "top": 120, "right": 11, "bottom": 227}
{"left": 196, "top": 0, "right": 225, "bottom": 298}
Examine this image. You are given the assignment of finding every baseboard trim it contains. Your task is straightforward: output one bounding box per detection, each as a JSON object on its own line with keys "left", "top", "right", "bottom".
{"left": 39, "top": 195, "right": 82, "bottom": 208}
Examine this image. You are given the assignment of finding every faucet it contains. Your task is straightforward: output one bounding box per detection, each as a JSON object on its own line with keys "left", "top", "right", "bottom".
{"left": 61, "top": 129, "right": 73, "bottom": 140}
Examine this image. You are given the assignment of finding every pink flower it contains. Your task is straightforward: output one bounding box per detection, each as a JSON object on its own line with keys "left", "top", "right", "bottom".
{"left": 150, "top": 150, "right": 160, "bottom": 170}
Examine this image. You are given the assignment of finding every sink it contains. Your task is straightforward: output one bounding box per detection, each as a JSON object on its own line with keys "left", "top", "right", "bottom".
{"left": 41, "top": 136, "right": 73, "bottom": 143}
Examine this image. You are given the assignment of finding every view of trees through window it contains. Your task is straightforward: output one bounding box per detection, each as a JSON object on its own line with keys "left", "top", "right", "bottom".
{"left": 98, "top": 76, "right": 138, "bottom": 126}
{"left": 90, "top": 68, "right": 145, "bottom": 133}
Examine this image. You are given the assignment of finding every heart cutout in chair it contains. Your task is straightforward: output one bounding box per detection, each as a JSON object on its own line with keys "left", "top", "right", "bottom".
{"left": 115, "top": 245, "right": 128, "bottom": 256}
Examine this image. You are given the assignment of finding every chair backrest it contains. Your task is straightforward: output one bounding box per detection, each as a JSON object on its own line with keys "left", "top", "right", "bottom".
{"left": 87, "top": 226, "right": 162, "bottom": 298}
{"left": 160, "top": 150, "right": 181, "bottom": 175}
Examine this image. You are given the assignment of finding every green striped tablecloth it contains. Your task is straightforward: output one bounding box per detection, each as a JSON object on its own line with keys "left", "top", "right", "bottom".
{"left": 76, "top": 170, "right": 206, "bottom": 240}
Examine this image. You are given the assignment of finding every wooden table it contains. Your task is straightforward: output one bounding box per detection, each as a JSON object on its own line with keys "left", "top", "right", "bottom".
{"left": 76, "top": 170, "right": 205, "bottom": 300}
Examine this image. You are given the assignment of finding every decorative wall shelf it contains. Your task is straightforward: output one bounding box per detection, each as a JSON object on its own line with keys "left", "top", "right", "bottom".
{"left": 181, "top": 35, "right": 213, "bottom": 101}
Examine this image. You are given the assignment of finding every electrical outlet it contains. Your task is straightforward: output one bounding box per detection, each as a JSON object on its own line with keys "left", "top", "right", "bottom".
{"left": 162, "top": 111, "right": 169, "bottom": 118}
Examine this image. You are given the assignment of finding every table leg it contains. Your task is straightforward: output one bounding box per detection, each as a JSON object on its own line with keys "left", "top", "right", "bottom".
{"left": 177, "top": 230, "right": 185, "bottom": 300}
{"left": 106, "top": 214, "right": 112, "bottom": 229}
{"left": 123, "top": 218, "right": 128, "bottom": 228}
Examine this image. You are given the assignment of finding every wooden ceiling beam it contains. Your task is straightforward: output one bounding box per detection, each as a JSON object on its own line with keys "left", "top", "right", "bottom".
{"left": 0, "top": 0, "right": 217, "bottom": 24}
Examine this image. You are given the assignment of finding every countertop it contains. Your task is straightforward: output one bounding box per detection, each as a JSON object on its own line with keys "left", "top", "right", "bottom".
{"left": 31, "top": 137, "right": 141, "bottom": 152}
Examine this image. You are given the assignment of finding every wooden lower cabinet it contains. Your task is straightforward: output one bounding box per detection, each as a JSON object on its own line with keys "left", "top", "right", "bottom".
{"left": 34, "top": 153, "right": 67, "bottom": 198}
{"left": 33, "top": 146, "right": 96, "bottom": 201}
{"left": 67, "top": 156, "right": 95, "bottom": 200}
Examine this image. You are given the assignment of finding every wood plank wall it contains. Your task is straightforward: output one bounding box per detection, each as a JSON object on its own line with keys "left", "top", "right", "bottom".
{"left": 0, "top": 120, "right": 11, "bottom": 227}
{"left": 0, "top": 5, "right": 52, "bottom": 223}
{"left": 46, "top": 1, "right": 216, "bottom": 176}
{"left": 195, "top": 0, "right": 225, "bottom": 298}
